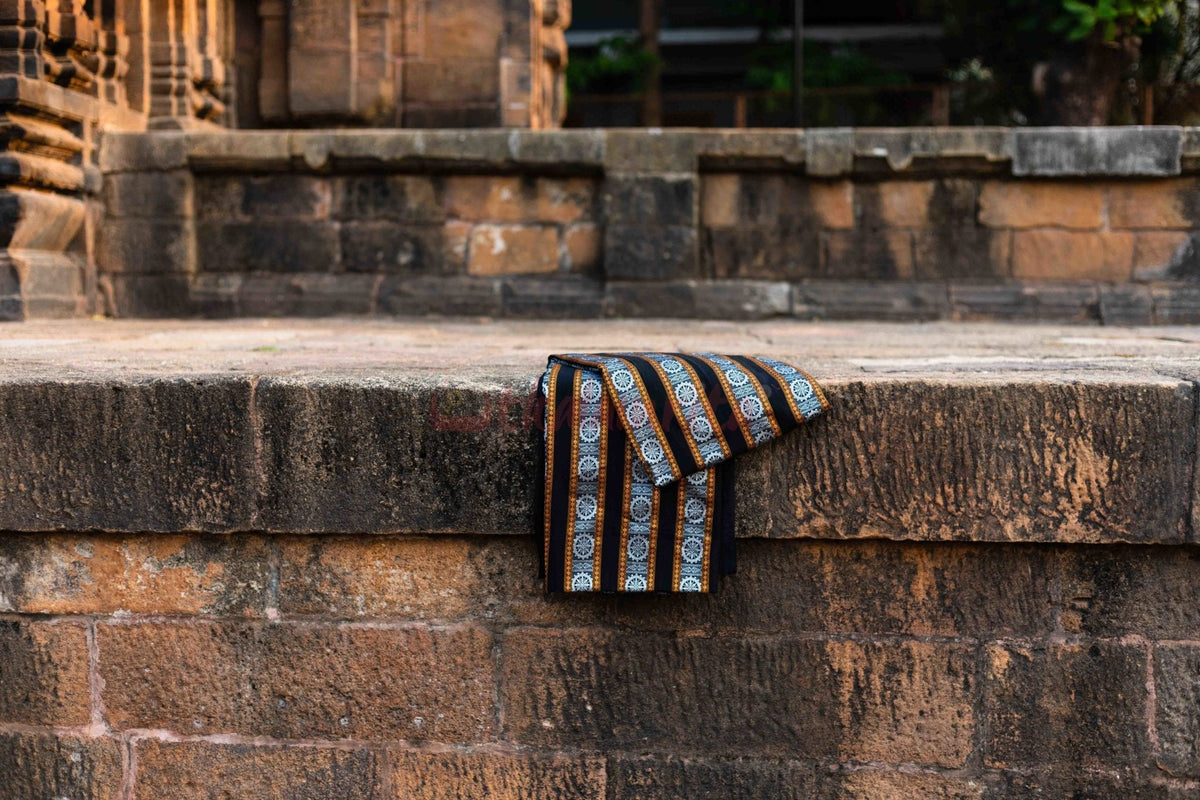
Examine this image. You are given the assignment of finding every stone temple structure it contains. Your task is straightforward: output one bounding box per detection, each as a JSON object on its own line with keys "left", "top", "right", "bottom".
{"left": 0, "top": 0, "right": 569, "bottom": 318}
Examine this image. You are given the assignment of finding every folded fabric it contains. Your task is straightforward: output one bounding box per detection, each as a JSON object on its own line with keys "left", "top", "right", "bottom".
{"left": 540, "top": 353, "right": 828, "bottom": 594}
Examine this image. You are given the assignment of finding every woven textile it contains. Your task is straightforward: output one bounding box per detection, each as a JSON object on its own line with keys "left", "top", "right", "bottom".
{"left": 540, "top": 353, "right": 828, "bottom": 594}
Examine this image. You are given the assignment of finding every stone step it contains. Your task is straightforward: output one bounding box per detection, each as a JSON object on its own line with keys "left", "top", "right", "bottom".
{"left": 0, "top": 318, "right": 1196, "bottom": 543}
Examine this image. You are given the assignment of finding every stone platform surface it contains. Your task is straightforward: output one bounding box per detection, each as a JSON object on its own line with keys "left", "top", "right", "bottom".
{"left": 1, "top": 318, "right": 1198, "bottom": 542}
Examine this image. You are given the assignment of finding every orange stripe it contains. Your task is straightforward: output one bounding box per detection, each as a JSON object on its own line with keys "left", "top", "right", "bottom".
{"left": 542, "top": 362, "right": 561, "bottom": 577}
{"left": 739, "top": 360, "right": 783, "bottom": 438}
{"left": 616, "top": 445, "right": 633, "bottom": 588}
{"left": 692, "top": 354, "right": 754, "bottom": 446}
{"left": 795, "top": 365, "right": 831, "bottom": 412}
{"left": 562, "top": 369, "right": 582, "bottom": 591}
{"left": 746, "top": 355, "right": 805, "bottom": 429}
{"left": 671, "top": 484, "right": 686, "bottom": 591}
{"left": 700, "top": 472, "right": 716, "bottom": 591}
{"left": 646, "top": 484, "right": 661, "bottom": 593}
{"left": 591, "top": 391, "right": 608, "bottom": 589}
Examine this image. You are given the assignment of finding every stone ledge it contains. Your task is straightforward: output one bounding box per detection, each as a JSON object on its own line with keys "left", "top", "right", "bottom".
{"left": 0, "top": 319, "right": 1195, "bottom": 543}
{"left": 100, "top": 127, "right": 1200, "bottom": 177}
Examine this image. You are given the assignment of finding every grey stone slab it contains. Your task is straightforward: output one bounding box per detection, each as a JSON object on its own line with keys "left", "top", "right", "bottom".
{"left": 805, "top": 128, "right": 854, "bottom": 177}
{"left": 1013, "top": 127, "right": 1182, "bottom": 177}
{"left": 0, "top": 378, "right": 258, "bottom": 532}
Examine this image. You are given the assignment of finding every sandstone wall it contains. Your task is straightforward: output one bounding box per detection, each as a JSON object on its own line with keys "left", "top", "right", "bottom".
{"left": 4, "top": 534, "right": 1200, "bottom": 799}
{"left": 96, "top": 127, "right": 1200, "bottom": 323}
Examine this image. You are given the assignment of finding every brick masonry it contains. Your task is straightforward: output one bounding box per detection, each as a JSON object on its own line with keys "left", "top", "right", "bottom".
{"left": 2, "top": 535, "right": 1200, "bottom": 798}
{"left": 96, "top": 129, "right": 1200, "bottom": 323}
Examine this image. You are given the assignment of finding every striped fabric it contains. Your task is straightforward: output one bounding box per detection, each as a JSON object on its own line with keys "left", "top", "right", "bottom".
{"left": 541, "top": 353, "right": 829, "bottom": 594}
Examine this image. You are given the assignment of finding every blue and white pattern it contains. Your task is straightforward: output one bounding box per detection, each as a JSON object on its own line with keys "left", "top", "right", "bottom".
{"left": 623, "top": 457, "right": 655, "bottom": 592}
{"left": 564, "top": 354, "right": 678, "bottom": 487}
{"left": 755, "top": 357, "right": 826, "bottom": 420}
{"left": 697, "top": 353, "right": 778, "bottom": 445}
{"left": 676, "top": 470, "right": 709, "bottom": 592}
{"left": 569, "top": 371, "right": 604, "bottom": 592}
{"left": 644, "top": 354, "right": 728, "bottom": 470}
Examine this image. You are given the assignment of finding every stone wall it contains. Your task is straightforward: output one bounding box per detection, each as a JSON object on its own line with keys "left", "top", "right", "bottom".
{"left": 5, "top": 534, "right": 1200, "bottom": 799}
{"left": 1, "top": 331, "right": 1198, "bottom": 797}
{"left": 97, "top": 127, "right": 1200, "bottom": 323}
{"left": 0, "top": 0, "right": 566, "bottom": 320}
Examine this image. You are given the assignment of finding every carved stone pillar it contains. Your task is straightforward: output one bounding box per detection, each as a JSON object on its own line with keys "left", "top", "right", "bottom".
{"left": 43, "top": 0, "right": 98, "bottom": 92}
{"left": 0, "top": 0, "right": 47, "bottom": 79}
{"left": 286, "top": 0, "right": 397, "bottom": 124}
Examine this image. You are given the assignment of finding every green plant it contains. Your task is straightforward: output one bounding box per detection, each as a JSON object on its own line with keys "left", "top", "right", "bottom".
{"left": 565, "top": 35, "right": 662, "bottom": 96}
{"left": 1053, "top": 0, "right": 1174, "bottom": 41}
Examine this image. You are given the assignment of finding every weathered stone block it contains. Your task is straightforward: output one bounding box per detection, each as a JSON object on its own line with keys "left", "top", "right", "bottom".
{"left": 0, "top": 379, "right": 258, "bottom": 532}
{"left": 913, "top": 228, "right": 1010, "bottom": 279}
{"left": 948, "top": 284, "right": 1032, "bottom": 320}
{"left": 605, "top": 131, "right": 696, "bottom": 173}
{"left": 793, "top": 280, "right": 949, "bottom": 320}
{"left": 444, "top": 175, "right": 532, "bottom": 222}
{"left": 1013, "top": 127, "right": 1182, "bottom": 176}
{"left": 279, "top": 535, "right": 486, "bottom": 620}
{"left": 0, "top": 620, "right": 90, "bottom": 726}
{"left": 806, "top": 128, "right": 854, "bottom": 176}
{"left": 501, "top": 631, "right": 974, "bottom": 766}
{"left": 823, "top": 229, "right": 914, "bottom": 279}
{"left": 103, "top": 170, "right": 194, "bottom": 218}
{"left": 828, "top": 770, "right": 984, "bottom": 800}
{"left": 978, "top": 182, "right": 1105, "bottom": 229}
{"left": 604, "top": 175, "right": 695, "bottom": 227}
{"left": 240, "top": 174, "right": 331, "bottom": 219}
{"left": 467, "top": 224, "right": 559, "bottom": 275}
{"left": 703, "top": 174, "right": 853, "bottom": 231}
{"left": 983, "top": 771, "right": 1184, "bottom": 800}
{"left": 0, "top": 533, "right": 271, "bottom": 616}
{"left": 609, "top": 541, "right": 1056, "bottom": 638}
{"left": 253, "top": 377, "right": 540, "bottom": 534}
{"left": 378, "top": 274, "right": 504, "bottom": 316}
{"left": 196, "top": 220, "right": 341, "bottom": 273}
{"left": 388, "top": 750, "right": 606, "bottom": 800}
{"left": 604, "top": 224, "right": 698, "bottom": 280}
{"left": 535, "top": 177, "right": 598, "bottom": 223}
{"left": 342, "top": 222, "right": 455, "bottom": 274}
{"left": 876, "top": 180, "right": 936, "bottom": 227}
{"left": 1110, "top": 179, "right": 1200, "bottom": 229}
{"left": 333, "top": 175, "right": 444, "bottom": 222}
{"left": 103, "top": 273, "right": 194, "bottom": 317}
{"left": 1133, "top": 231, "right": 1193, "bottom": 279}
{"left": 97, "top": 218, "right": 193, "bottom": 274}
{"left": 735, "top": 379, "right": 1194, "bottom": 543}
{"left": 607, "top": 756, "right": 816, "bottom": 800}
{"left": 185, "top": 131, "right": 293, "bottom": 170}
{"left": 194, "top": 176, "right": 246, "bottom": 219}
{"left": 604, "top": 280, "right": 790, "bottom": 320}
{"left": 0, "top": 732, "right": 123, "bottom": 800}
{"left": 1154, "top": 644, "right": 1200, "bottom": 776}
{"left": 135, "top": 740, "right": 379, "bottom": 799}
{"left": 563, "top": 223, "right": 601, "bottom": 272}
{"left": 422, "top": 0, "right": 506, "bottom": 55}
{"left": 98, "top": 132, "right": 188, "bottom": 172}
{"left": 1011, "top": 230, "right": 1134, "bottom": 281}
{"left": 99, "top": 621, "right": 495, "bottom": 741}
{"left": 704, "top": 227, "right": 820, "bottom": 280}
{"left": 501, "top": 275, "right": 606, "bottom": 317}
{"left": 405, "top": 58, "right": 500, "bottom": 104}
{"left": 1099, "top": 284, "right": 1155, "bottom": 325}
{"left": 403, "top": 105, "right": 503, "bottom": 129}
{"left": 983, "top": 643, "right": 1149, "bottom": 768}
{"left": 1152, "top": 285, "right": 1200, "bottom": 323}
